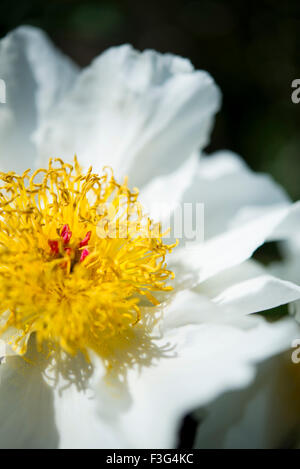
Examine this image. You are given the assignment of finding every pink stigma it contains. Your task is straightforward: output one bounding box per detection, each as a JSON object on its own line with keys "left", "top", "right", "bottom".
{"left": 61, "top": 224, "right": 72, "bottom": 244}
{"left": 79, "top": 231, "right": 91, "bottom": 248}
{"left": 80, "top": 248, "right": 90, "bottom": 262}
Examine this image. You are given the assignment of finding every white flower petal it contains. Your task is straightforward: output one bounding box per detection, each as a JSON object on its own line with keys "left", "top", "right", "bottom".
{"left": 1, "top": 319, "right": 297, "bottom": 449}
{"left": 199, "top": 260, "right": 266, "bottom": 297}
{"left": 160, "top": 289, "right": 261, "bottom": 332}
{"left": 140, "top": 150, "right": 290, "bottom": 241}
{"left": 0, "top": 347, "right": 130, "bottom": 449}
{"left": 268, "top": 201, "right": 300, "bottom": 241}
{"left": 102, "top": 317, "right": 299, "bottom": 448}
{"left": 46, "top": 351, "right": 134, "bottom": 449}
{"left": 36, "top": 45, "right": 221, "bottom": 186}
{"left": 181, "top": 151, "right": 290, "bottom": 239}
{"left": 195, "top": 353, "right": 300, "bottom": 449}
{"left": 0, "top": 354, "right": 59, "bottom": 449}
{"left": 171, "top": 205, "right": 292, "bottom": 283}
{"left": 139, "top": 152, "right": 199, "bottom": 223}
{"left": 140, "top": 151, "right": 290, "bottom": 251}
{"left": 0, "top": 26, "right": 78, "bottom": 173}
{"left": 195, "top": 260, "right": 300, "bottom": 315}
{"left": 214, "top": 275, "right": 300, "bottom": 314}
{"left": 52, "top": 381, "right": 128, "bottom": 449}
{"left": 270, "top": 236, "right": 300, "bottom": 323}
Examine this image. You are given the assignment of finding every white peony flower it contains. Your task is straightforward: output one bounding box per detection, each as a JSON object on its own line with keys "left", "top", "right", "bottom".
{"left": 0, "top": 26, "right": 300, "bottom": 449}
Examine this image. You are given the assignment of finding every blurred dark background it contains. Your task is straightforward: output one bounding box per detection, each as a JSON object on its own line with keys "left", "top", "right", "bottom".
{"left": 0, "top": 0, "right": 299, "bottom": 200}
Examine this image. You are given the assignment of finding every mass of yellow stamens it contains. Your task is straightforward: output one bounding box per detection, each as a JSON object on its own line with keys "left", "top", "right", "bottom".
{"left": 0, "top": 158, "right": 176, "bottom": 361}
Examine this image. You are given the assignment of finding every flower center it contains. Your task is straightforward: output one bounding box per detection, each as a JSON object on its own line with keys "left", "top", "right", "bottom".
{"left": 48, "top": 224, "right": 91, "bottom": 270}
{"left": 0, "top": 158, "right": 176, "bottom": 362}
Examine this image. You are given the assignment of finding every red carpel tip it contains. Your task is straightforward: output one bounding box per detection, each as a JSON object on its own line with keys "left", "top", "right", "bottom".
{"left": 79, "top": 231, "right": 91, "bottom": 248}
{"left": 80, "top": 248, "right": 90, "bottom": 262}
{"left": 61, "top": 224, "right": 72, "bottom": 244}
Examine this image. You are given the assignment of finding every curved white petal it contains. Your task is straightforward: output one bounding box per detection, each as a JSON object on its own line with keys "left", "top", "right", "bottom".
{"left": 139, "top": 152, "right": 199, "bottom": 224}
{"left": 160, "top": 289, "right": 261, "bottom": 332}
{"left": 195, "top": 353, "right": 300, "bottom": 449}
{"left": 199, "top": 260, "right": 266, "bottom": 297}
{"left": 0, "top": 26, "right": 78, "bottom": 173}
{"left": 36, "top": 45, "right": 221, "bottom": 186}
{"left": 44, "top": 351, "right": 135, "bottom": 449}
{"left": 213, "top": 275, "right": 300, "bottom": 315}
{"left": 0, "top": 347, "right": 130, "bottom": 449}
{"left": 52, "top": 376, "right": 129, "bottom": 449}
{"left": 270, "top": 236, "right": 300, "bottom": 323}
{"left": 94, "top": 317, "right": 299, "bottom": 448}
{"left": 195, "top": 260, "right": 300, "bottom": 315}
{"left": 140, "top": 150, "right": 290, "bottom": 242}
{"left": 268, "top": 201, "right": 300, "bottom": 241}
{"left": 1, "top": 317, "right": 298, "bottom": 448}
{"left": 171, "top": 205, "right": 293, "bottom": 284}
{"left": 185, "top": 151, "right": 290, "bottom": 239}
{"left": 139, "top": 151, "right": 291, "bottom": 255}
{"left": 0, "top": 354, "right": 59, "bottom": 448}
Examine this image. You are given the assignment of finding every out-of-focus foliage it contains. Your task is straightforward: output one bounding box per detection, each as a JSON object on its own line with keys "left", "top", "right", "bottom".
{"left": 0, "top": 0, "right": 299, "bottom": 200}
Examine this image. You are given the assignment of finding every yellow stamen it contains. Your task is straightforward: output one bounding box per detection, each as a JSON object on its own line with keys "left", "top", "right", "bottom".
{"left": 0, "top": 158, "right": 177, "bottom": 362}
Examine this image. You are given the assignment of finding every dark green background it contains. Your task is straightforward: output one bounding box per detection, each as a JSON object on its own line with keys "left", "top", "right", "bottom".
{"left": 1, "top": 0, "right": 300, "bottom": 200}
